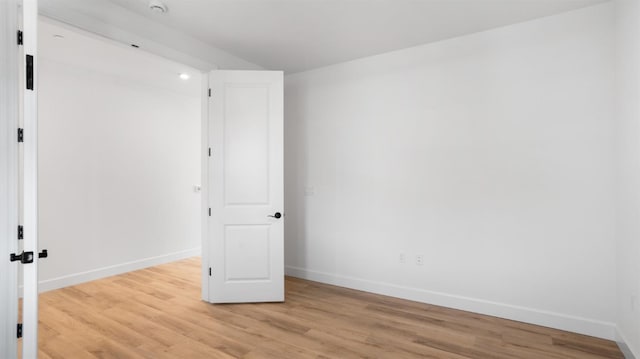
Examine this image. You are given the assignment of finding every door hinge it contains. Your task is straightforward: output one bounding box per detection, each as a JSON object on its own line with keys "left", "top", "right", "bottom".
{"left": 10, "top": 251, "right": 34, "bottom": 264}
{"left": 17, "top": 128, "right": 24, "bottom": 143}
{"left": 208, "top": 148, "right": 211, "bottom": 157}
{"left": 18, "top": 225, "right": 23, "bottom": 240}
{"left": 17, "top": 30, "right": 23, "bottom": 45}
{"left": 208, "top": 88, "right": 211, "bottom": 97}
{"left": 208, "top": 208, "right": 211, "bottom": 216}
{"left": 17, "top": 323, "right": 22, "bottom": 338}
{"left": 26, "top": 54, "right": 34, "bottom": 90}
{"left": 209, "top": 267, "right": 212, "bottom": 276}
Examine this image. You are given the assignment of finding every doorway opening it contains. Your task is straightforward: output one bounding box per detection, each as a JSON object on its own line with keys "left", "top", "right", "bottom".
{"left": 33, "top": 17, "right": 203, "bottom": 354}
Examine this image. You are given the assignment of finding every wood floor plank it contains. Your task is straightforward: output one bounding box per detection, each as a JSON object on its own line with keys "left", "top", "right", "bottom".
{"left": 38, "top": 257, "right": 624, "bottom": 358}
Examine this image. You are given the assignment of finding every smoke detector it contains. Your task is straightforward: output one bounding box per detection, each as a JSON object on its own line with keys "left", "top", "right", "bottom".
{"left": 149, "top": 0, "right": 168, "bottom": 14}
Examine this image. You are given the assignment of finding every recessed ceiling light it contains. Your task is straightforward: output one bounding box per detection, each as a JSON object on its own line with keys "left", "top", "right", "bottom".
{"left": 149, "top": 0, "right": 168, "bottom": 14}
{"left": 179, "top": 73, "right": 190, "bottom": 80}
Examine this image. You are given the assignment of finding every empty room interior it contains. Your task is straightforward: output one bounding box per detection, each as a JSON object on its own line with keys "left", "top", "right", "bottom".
{"left": 1, "top": 0, "right": 640, "bottom": 358}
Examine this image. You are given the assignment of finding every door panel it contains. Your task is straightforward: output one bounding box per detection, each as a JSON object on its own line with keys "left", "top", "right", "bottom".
{"left": 224, "top": 225, "right": 271, "bottom": 281}
{"left": 208, "top": 71, "right": 283, "bottom": 303}
{"left": 223, "top": 85, "right": 270, "bottom": 205}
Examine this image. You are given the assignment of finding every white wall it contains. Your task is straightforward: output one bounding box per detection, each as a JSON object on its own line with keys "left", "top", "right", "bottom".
{"left": 37, "top": 21, "right": 202, "bottom": 291}
{"left": 614, "top": 0, "right": 640, "bottom": 356}
{"left": 285, "top": 4, "right": 618, "bottom": 339}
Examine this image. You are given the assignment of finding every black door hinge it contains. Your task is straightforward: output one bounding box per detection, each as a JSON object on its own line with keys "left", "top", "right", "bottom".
{"left": 208, "top": 88, "right": 211, "bottom": 97}
{"left": 17, "top": 128, "right": 24, "bottom": 143}
{"left": 17, "top": 323, "right": 22, "bottom": 338}
{"left": 209, "top": 267, "right": 212, "bottom": 276}
{"left": 10, "top": 251, "right": 34, "bottom": 264}
{"left": 208, "top": 208, "right": 211, "bottom": 216}
{"left": 17, "top": 30, "right": 23, "bottom": 45}
{"left": 18, "top": 225, "right": 23, "bottom": 240}
{"left": 208, "top": 148, "right": 211, "bottom": 157}
{"left": 26, "top": 54, "right": 34, "bottom": 90}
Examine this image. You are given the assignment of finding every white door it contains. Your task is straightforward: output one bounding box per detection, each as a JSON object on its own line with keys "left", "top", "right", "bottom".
{"left": 206, "top": 70, "right": 284, "bottom": 303}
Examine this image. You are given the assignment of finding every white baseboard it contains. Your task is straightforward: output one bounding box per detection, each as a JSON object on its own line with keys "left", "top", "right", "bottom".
{"left": 33, "top": 248, "right": 201, "bottom": 294}
{"left": 285, "top": 265, "right": 616, "bottom": 341}
{"left": 616, "top": 327, "right": 638, "bottom": 359}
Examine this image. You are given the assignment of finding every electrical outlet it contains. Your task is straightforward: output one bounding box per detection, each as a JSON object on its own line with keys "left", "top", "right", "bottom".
{"left": 399, "top": 253, "right": 406, "bottom": 263}
{"left": 304, "top": 186, "right": 315, "bottom": 196}
{"left": 416, "top": 254, "right": 424, "bottom": 265}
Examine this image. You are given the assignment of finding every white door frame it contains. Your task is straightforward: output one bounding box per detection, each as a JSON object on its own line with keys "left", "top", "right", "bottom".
{"left": 201, "top": 72, "right": 211, "bottom": 300}
{"left": 22, "top": 0, "right": 40, "bottom": 357}
{"left": 0, "top": 0, "right": 21, "bottom": 356}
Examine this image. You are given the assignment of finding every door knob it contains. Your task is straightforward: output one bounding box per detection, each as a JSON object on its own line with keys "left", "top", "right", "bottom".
{"left": 10, "top": 251, "right": 34, "bottom": 264}
{"left": 268, "top": 212, "right": 282, "bottom": 219}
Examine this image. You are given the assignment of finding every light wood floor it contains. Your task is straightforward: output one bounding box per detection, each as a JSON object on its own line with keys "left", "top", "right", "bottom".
{"left": 37, "top": 257, "right": 623, "bottom": 358}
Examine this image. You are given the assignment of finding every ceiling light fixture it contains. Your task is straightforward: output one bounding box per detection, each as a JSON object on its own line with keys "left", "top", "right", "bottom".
{"left": 179, "top": 73, "right": 190, "bottom": 80}
{"left": 149, "top": 0, "right": 168, "bottom": 14}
